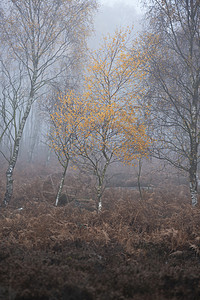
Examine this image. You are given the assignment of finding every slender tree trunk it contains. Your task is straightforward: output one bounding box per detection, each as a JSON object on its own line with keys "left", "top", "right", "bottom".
{"left": 189, "top": 101, "right": 198, "bottom": 206}
{"left": 189, "top": 155, "right": 198, "bottom": 206}
{"left": 188, "top": 115, "right": 199, "bottom": 206}
{"left": 96, "top": 160, "right": 110, "bottom": 212}
{"left": 3, "top": 100, "right": 33, "bottom": 206}
{"left": 55, "top": 160, "right": 69, "bottom": 207}
{"left": 189, "top": 177, "right": 198, "bottom": 206}
{"left": 97, "top": 184, "right": 102, "bottom": 212}
{"left": 137, "top": 157, "right": 143, "bottom": 200}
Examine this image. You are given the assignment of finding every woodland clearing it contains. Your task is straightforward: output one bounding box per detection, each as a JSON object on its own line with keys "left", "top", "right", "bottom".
{"left": 0, "top": 162, "right": 200, "bottom": 300}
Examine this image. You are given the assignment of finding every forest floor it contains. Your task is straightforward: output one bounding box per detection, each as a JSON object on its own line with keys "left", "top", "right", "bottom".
{"left": 0, "top": 162, "right": 200, "bottom": 300}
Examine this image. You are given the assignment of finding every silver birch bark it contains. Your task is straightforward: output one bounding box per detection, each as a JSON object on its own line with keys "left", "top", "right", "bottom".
{"left": 189, "top": 103, "right": 198, "bottom": 206}
{"left": 55, "top": 160, "right": 69, "bottom": 207}
{"left": 96, "top": 159, "right": 110, "bottom": 212}
{"left": 137, "top": 157, "right": 143, "bottom": 200}
{"left": 97, "top": 180, "right": 103, "bottom": 212}
{"left": 3, "top": 98, "right": 33, "bottom": 206}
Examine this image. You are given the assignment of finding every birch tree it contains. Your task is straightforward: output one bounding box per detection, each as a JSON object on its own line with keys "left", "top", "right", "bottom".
{"left": 0, "top": 0, "right": 97, "bottom": 206}
{"left": 50, "top": 29, "right": 151, "bottom": 211}
{"left": 75, "top": 29, "right": 150, "bottom": 210}
{"left": 143, "top": 0, "right": 200, "bottom": 206}
{"left": 49, "top": 92, "right": 85, "bottom": 206}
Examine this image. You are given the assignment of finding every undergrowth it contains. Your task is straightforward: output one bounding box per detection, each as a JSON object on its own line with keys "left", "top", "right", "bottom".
{"left": 0, "top": 172, "right": 200, "bottom": 299}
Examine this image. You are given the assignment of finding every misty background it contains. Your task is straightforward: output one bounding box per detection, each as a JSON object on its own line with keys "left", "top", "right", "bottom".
{"left": 0, "top": 0, "right": 198, "bottom": 209}
{"left": 89, "top": 0, "right": 144, "bottom": 48}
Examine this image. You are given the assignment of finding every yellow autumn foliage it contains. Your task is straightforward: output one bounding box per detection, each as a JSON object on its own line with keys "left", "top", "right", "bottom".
{"left": 49, "top": 28, "right": 151, "bottom": 168}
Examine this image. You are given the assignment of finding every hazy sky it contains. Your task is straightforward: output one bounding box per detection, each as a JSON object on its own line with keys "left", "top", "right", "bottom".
{"left": 99, "top": 0, "right": 144, "bottom": 15}
{"left": 89, "top": 0, "right": 145, "bottom": 48}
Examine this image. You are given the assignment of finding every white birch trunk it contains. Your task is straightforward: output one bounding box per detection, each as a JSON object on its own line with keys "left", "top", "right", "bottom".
{"left": 55, "top": 160, "right": 69, "bottom": 206}
{"left": 189, "top": 103, "right": 198, "bottom": 206}
{"left": 97, "top": 185, "right": 102, "bottom": 212}
{"left": 3, "top": 99, "right": 33, "bottom": 206}
{"left": 190, "top": 181, "right": 198, "bottom": 206}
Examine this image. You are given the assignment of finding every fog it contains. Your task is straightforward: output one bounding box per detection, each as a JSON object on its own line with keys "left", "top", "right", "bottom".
{"left": 1, "top": 2, "right": 199, "bottom": 296}
{"left": 89, "top": 0, "right": 144, "bottom": 48}
{"left": 0, "top": 0, "right": 198, "bottom": 210}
